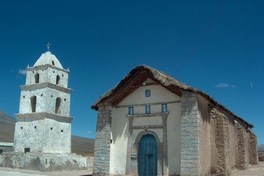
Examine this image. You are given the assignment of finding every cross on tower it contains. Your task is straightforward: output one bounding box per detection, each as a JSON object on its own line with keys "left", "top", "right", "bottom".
{"left": 46, "top": 42, "right": 51, "bottom": 51}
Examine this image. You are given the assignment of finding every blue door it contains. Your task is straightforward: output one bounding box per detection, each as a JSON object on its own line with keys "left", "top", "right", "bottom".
{"left": 139, "top": 134, "right": 157, "bottom": 176}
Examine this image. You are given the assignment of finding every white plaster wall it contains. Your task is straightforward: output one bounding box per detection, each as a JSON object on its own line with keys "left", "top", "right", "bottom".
{"left": 133, "top": 116, "right": 162, "bottom": 126}
{"left": 43, "top": 118, "right": 71, "bottom": 153}
{"left": 19, "top": 88, "right": 71, "bottom": 116}
{"left": 14, "top": 118, "right": 71, "bottom": 153}
{"left": 111, "top": 82, "right": 182, "bottom": 174}
{"left": 26, "top": 67, "right": 69, "bottom": 88}
{"left": 14, "top": 119, "right": 45, "bottom": 152}
{"left": 110, "top": 107, "right": 129, "bottom": 175}
{"left": 166, "top": 100, "right": 182, "bottom": 174}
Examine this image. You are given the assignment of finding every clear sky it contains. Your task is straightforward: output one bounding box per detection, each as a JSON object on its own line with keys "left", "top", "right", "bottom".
{"left": 0, "top": 1, "right": 263, "bottom": 144}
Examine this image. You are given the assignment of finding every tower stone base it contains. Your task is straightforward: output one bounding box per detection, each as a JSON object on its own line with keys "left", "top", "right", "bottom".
{"left": 0, "top": 152, "right": 88, "bottom": 171}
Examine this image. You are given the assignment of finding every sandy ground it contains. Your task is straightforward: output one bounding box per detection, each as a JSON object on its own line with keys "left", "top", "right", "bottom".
{"left": 0, "top": 162, "right": 263, "bottom": 176}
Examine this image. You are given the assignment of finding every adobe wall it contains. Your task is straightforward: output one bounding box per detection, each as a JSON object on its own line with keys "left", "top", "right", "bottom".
{"left": 208, "top": 105, "right": 258, "bottom": 175}
{"left": 197, "top": 93, "right": 258, "bottom": 176}
{"left": 197, "top": 95, "right": 211, "bottom": 175}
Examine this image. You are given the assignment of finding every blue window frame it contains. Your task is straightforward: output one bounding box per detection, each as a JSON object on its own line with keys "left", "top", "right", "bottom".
{"left": 161, "top": 104, "right": 167, "bottom": 112}
{"left": 145, "top": 105, "right": 151, "bottom": 114}
{"left": 128, "top": 106, "right": 134, "bottom": 115}
{"left": 145, "top": 89, "right": 151, "bottom": 97}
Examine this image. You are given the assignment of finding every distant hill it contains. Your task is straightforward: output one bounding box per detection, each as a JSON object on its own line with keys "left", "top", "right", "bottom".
{"left": 0, "top": 110, "right": 94, "bottom": 155}
{"left": 258, "top": 144, "right": 264, "bottom": 151}
{"left": 0, "top": 110, "right": 16, "bottom": 142}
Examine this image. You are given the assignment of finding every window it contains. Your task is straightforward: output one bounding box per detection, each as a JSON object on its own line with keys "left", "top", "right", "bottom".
{"left": 24, "top": 148, "right": 30, "bottom": 153}
{"left": 30, "top": 96, "right": 37, "bottom": 112}
{"left": 128, "top": 106, "right": 134, "bottom": 115}
{"left": 35, "top": 73, "right": 39, "bottom": 83}
{"left": 145, "top": 105, "right": 151, "bottom": 114}
{"left": 145, "top": 89, "right": 151, "bottom": 97}
{"left": 55, "top": 97, "right": 62, "bottom": 114}
{"left": 52, "top": 60, "right": 55, "bottom": 65}
{"left": 56, "top": 75, "right": 60, "bottom": 84}
{"left": 161, "top": 104, "right": 167, "bottom": 112}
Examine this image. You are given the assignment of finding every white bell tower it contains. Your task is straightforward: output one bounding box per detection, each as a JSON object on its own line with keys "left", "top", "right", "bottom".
{"left": 14, "top": 49, "right": 72, "bottom": 154}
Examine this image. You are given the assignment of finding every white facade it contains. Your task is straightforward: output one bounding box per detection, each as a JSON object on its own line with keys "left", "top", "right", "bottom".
{"left": 110, "top": 79, "right": 182, "bottom": 175}
{"left": 14, "top": 51, "right": 72, "bottom": 154}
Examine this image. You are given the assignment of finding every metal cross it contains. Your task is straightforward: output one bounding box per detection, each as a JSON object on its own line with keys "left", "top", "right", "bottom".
{"left": 46, "top": 42, "right": 51, "bottom": 51}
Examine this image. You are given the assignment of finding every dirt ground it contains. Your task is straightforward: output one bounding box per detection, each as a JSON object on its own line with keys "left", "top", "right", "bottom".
{"left": 0, "top": 167, "right": 92, "bottom": 176}
{"left": 231, "top": 161, "right": 264, "bottom": 176}
{"left": 0, "top": 162, "right": 263, "bottom": 176}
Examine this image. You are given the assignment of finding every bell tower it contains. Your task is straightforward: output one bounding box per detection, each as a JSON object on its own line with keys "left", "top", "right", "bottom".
{"left": 14, "top": 50, "right": 72, "bottom": 154}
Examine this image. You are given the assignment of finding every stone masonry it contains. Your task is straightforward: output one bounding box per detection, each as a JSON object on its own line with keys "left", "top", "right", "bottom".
{"left": 235, "top": 122, "right": 247, "bottom": 170}
{"left": 180, "top": 91, "right": 201, "bottom": 176}
{"left": 249, "top": 133, "right": 258, "bottom": 165}
{"left": 210, "top": 107, "right": 231, "bottom": 175}
{"left": 93, "top": 104, "right": 112, "bottom": 176}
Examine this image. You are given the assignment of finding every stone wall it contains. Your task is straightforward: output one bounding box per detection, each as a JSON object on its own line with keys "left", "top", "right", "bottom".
{"left": 235, "top": 121, "right": 247, "bottom": 170}
{"left": 248, "top": 132, "right": 258, "bottom": 165}
{"left": 180, "top": 92, "right": 201, "bottom": 175}
{"left": 93, "top": 105, "right": 112, "bottom": 176}
{"left": 0, "top": 152, "right": 88, "bottom": 171}
{"left": 210, "top": 106, "right": 258, "bottom": 175}
{"left": 209, "top": 107, "right": 231, "bottom": 175}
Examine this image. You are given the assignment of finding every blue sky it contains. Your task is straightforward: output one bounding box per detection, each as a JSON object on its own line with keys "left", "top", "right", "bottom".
{"left": 0, "top": 1, "right": 264, "bottom": 144}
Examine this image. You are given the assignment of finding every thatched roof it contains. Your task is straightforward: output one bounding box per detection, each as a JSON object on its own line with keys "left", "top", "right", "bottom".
{"left": 91, "top": 64, "right": 253, "bottom": 128}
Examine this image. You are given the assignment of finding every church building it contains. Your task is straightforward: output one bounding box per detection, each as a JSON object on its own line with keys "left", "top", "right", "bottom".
{"left": 92, "top": 65, "right": 258, "bottom": 176}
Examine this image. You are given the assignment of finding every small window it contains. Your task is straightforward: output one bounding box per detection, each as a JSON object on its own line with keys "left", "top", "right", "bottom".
{"left": 55, "top": 97, "right": 62, "bottom": 114}
{"left": 50, "top": 127, "right": 53, "bottom": 130}
{"left": 128, "top": 106, "right": 134, "bottom": 115}
{"left": 145, "top": 90, "right": 151, "bottom": 97}
{"left": 61, "top": 130, "right": 63, "bottom": 132}
{"left": 56, "top": 75, "right": 60, "bottom": 84}
{"left": 35, "top": 73, "right": 39, "bottom": 83}
{"left": 30, "top": 96, "right": 37, "bottom": 112}
{"left": 161, "top": 104, "right": 167, "bottom": 112}
{"left": 24, "top": 148, "right": 30, "bottom": 153}
{"left": 52, "top": 60, "right": 55, "bottom": 65}
{"left": 145, "top": 105, "right": 151, "bottom": 114}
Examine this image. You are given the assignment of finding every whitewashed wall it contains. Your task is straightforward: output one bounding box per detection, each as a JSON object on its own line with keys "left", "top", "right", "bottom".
{"left": 110, "top": 80, "right": 182, "bottom": 175}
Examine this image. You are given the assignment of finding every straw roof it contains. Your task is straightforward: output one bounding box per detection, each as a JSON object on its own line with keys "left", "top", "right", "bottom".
{"left": 91, "top": 64, "right": 253, "bottom": 128}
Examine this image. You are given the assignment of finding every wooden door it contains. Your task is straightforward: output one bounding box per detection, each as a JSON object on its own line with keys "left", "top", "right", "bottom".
{"left": 139, "top": 134, "right": 157, "bottom": 176}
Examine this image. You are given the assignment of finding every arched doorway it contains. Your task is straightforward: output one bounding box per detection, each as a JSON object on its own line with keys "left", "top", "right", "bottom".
{"left": 139, "top": 134, "right": 157, "bottom": 176}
